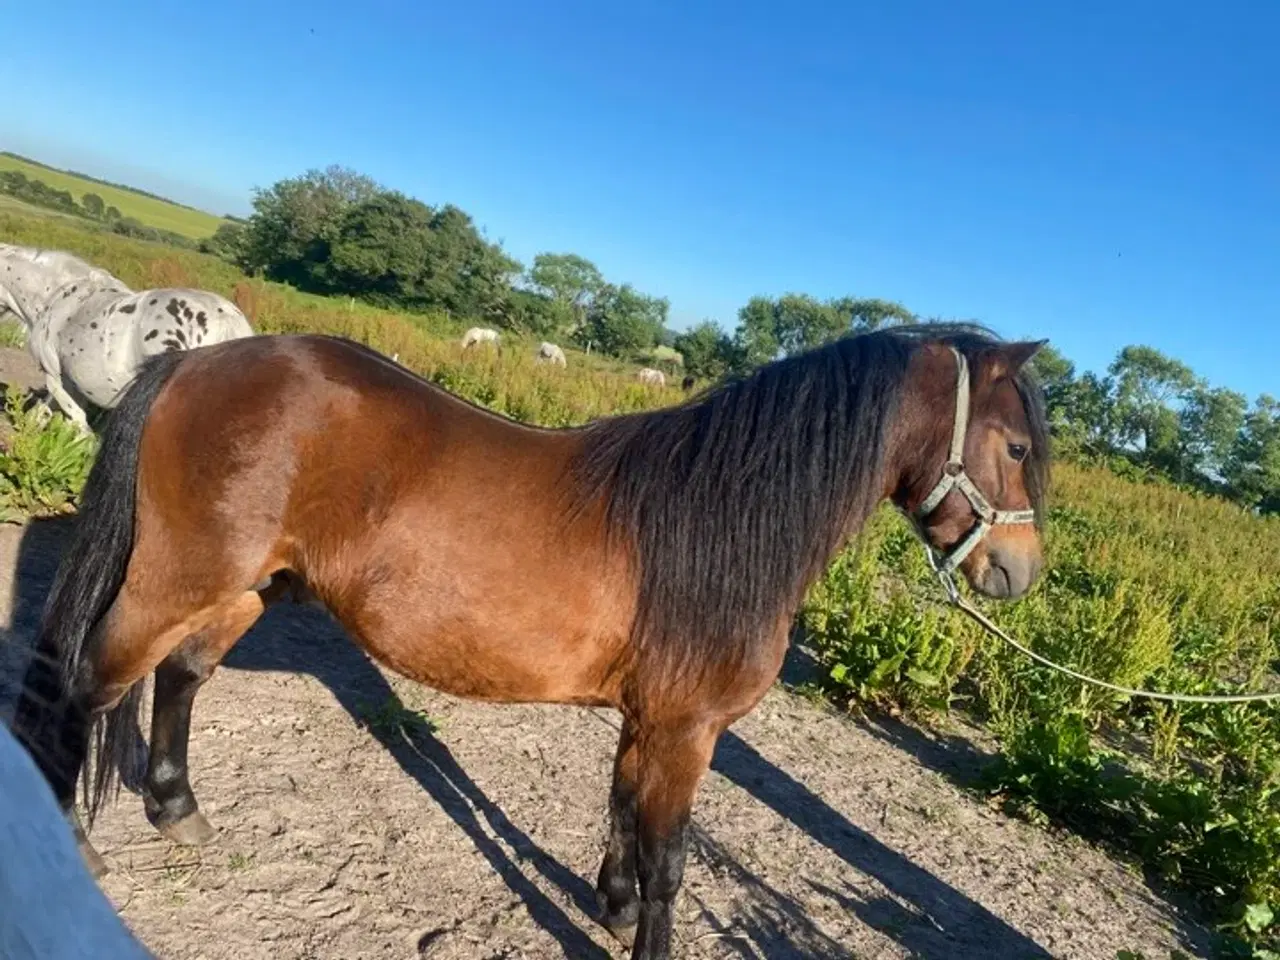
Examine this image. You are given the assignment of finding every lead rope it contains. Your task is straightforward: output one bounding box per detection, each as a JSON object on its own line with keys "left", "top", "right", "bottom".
{"left": 922, "top": 539, "right": 1280, "bottom": 705}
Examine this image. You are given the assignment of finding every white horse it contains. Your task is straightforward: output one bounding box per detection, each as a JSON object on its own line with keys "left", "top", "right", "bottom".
{"left": 637, "top": 367, "right": 666, "bottom": 387}
{"left": 0, "top": 719, "right": 153, "bottom": 958}
{"left": 0, "top": 243, "right": 254, "bottom": 433}
{"left": 460, "top": 326, "right": 500, "bottom": 350}
{"left": 535, "top": 341, "right": 567, "bottom": 367}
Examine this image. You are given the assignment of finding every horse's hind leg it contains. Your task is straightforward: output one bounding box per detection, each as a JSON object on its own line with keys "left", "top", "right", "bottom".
{"left": 143, "top": 591, "right": 267, "bottom": 845}
{"left": 596, "top": 721, "right": 641, "bottom": 942}
{"left": 53, "top": 586, "right": 268, "bottom": 874}
{"left": 41, "top": 369, "right": 92, "bottom": 434}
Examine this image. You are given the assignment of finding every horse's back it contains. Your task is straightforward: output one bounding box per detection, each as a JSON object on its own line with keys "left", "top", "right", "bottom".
{"left": 126, "top": 288, "right": 254, "bottom": 348}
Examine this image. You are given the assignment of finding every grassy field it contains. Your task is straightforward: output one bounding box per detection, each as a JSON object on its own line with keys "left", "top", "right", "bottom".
{"left": 2, "top": 205, "right": 1280, "bottom": 955}
{"left": 0, "top": 154, "right": 226, "bottom": 239}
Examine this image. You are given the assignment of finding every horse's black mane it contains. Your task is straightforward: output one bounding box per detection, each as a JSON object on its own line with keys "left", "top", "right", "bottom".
{"left": 573, "top": 322, "right": 1049, "bottom": 673}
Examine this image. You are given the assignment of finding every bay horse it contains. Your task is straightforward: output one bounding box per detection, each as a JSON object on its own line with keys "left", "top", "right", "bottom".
{"left": 12, "top": 324, "right": 1049, "bottom": 960}
{"left": 0, "top": 243, "right": 255, "bottom": 433}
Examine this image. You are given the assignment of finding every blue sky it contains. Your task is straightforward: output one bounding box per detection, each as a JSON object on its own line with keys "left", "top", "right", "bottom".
{"left": 2, "top": 1, "right": 1277, "bottom": 401}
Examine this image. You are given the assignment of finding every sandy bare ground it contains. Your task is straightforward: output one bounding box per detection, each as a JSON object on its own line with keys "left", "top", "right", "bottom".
{"left": 0, "top": 348, "right": 1212, "bottom": 960}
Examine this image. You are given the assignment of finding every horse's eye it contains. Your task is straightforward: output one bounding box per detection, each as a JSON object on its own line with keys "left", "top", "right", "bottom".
{"left": 1008, "top": 443, "right": 1028, "bottom": 463}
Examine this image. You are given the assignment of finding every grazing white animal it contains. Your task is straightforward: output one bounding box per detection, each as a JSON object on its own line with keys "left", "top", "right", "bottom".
{"left": 535, "top": 341, "right": 567, "bottom": 367}
{"left": 0, "top": 243, "right": 254, "bottom": 433}
{"left": 460, "top": 326, "right": 500, "bottom": 350}
{"left": 0, "top": 719, "right": 153, "bottom": 958}
{"left": 637, "top": 367, "right": 666, "bottom": 387}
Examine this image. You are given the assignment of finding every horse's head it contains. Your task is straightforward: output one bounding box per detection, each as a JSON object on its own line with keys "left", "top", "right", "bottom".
{"left": 896, "top": 338, "right": 1049, "bottom": 601}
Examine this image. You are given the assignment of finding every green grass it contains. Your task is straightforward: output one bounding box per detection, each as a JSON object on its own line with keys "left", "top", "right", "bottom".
{"left": 0, "top": 154, "right": 226, "bottom": 239}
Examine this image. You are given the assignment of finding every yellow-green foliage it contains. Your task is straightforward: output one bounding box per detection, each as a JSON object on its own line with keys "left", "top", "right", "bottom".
{"left": 804, "top": 465, "right": 1280, "bottom": 949}
{"left": 0, "top": 155, "right": 226, "bottom": 239}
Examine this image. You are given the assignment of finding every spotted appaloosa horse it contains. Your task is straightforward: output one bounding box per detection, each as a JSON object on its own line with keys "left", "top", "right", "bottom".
{"left": 14, "top": 324, "right": 1049, "bottom": 960}
{"left": 0, "top": 243, "right": 254, "bottom": 432}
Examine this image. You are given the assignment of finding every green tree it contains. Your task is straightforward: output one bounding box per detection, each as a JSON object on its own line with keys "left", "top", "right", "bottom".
{"left": 578, "top": 283, "right": 668, "bottom": 356}
{"left": 1109, "top": 346, "right": 1196, "bottom": 469}
{"left": 1027, "top": 344, "right": 1074, "bottom": 400}
{"left": 1226, "top": 395, "right": 1280, "bottom": 512}
{"left": 1178, "top": 384, "right": 1248, "bottom": 482}
{"left": 527, "top": 253, "right": 604, "bottom": 335}
{"left": 731, "top": 294, "right": 913, "bottom": 370}
{"left": 674, "top": 320, "right": 737, "bottom": 381}
{"left": 199, "top": 221, "right": 247, "bottom": 262}
{"left": 239, "top": 165, "right": 380, "bottom": 284}
{"left": 830, "top": 296, "right": 916, "bottom": 332}
{"left": 81, "top": 193, "right": 105, "bottom": 219}
{"left": 326, "top": 193, "right": 520, "bottom": 318}
{"left": 1045, "top": 370, "right": 1120, "bottom": 460}
{"left": 733, "top": 296, "right": 781, "bottom": 368}
{"left": 772, "top": 294, "right": 845, "bottom": 354}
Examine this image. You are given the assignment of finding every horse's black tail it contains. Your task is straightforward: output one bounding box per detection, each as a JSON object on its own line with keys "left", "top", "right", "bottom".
{"left": 12, "top": 349, "right": 187, "bottom": 827}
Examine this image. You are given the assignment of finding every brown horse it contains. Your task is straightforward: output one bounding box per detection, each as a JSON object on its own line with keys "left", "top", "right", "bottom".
{"left": 13, "top": 324, "right": 1049, "bottom": 960}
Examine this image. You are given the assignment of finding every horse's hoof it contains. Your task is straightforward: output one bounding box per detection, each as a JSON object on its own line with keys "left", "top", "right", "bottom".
{"left": 79, "top": 839, "right": 109, "bottom": 878}
{"left": 157, "top": 811, "right": 217, "bottom": 846}
{"left": 596, "top": 893, "right": 639, "bottom": 947}
{"left": 607, "top": 922, "right": 636, "bottom": 949}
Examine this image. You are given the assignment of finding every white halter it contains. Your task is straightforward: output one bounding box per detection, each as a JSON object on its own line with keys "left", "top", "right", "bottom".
{"left": 912, "top": 348, "right": 1036, "bottom": 583}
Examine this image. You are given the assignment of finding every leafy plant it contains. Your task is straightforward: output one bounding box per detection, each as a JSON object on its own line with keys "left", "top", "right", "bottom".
{"left": 0, "top": 388, "right": 95, "bottom": 521}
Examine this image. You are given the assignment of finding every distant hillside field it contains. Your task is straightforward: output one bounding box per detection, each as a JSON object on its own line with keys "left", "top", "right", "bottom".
{"left": 0, "top": 153, "right": 226, "bottom": 239}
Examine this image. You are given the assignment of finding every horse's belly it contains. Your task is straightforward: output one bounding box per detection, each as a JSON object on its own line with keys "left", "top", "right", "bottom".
{"left": 337, "top": 591, "right": 624, "bottom": 708}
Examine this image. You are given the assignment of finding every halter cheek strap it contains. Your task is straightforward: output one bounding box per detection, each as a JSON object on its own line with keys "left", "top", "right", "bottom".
{"left": 911, "top": 348, "right": 1036, "bottom": 585}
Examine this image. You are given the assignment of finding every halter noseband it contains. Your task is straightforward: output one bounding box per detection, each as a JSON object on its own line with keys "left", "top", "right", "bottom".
{"left": 911, "top": 347, "right": 1036, "bottom": 586}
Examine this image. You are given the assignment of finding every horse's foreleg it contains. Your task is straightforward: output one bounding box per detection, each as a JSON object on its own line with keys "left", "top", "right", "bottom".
{"left": 630, "top": 719, "right": 722, "bottom": 960}
{"left": 144, "top": 592, "right": 266, "bottom": 846}
{"left": 596, "top": 721, "right": 641, "bottom": 942}
{"left": 41, "top": 371, "right": 92, "bottom": 434}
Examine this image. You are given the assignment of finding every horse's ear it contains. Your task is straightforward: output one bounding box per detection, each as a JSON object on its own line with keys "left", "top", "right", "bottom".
{"left": 984, "top": 339, "right": 1047, "bottom": 380}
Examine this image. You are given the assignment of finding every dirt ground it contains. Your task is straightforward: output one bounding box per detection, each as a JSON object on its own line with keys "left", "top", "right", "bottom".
{"left": 0, "top": 348, "right": 1213, "bottom": 960}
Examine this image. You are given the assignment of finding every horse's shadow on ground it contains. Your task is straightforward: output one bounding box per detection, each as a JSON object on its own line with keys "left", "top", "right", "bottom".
{"left": 1, "top": 515, "right": 1167, "bottom": 959}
